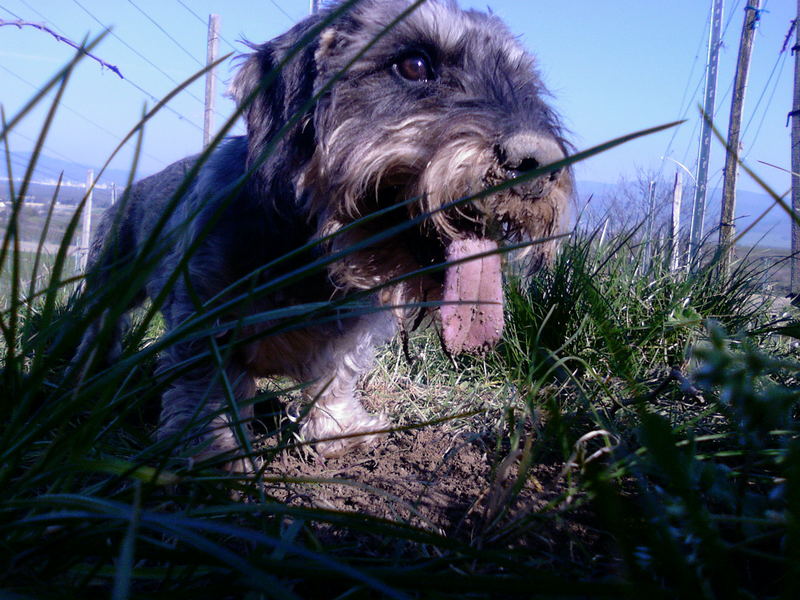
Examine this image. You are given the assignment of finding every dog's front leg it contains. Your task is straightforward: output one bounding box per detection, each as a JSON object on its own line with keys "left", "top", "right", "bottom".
{"left": 298, "top": 313, "right": 394, "bottom": 458}
{"left": 300, "top": 370, "right": 390, "bottom": 459}
{"left": 157, "top": 338, "right": 256, "bottom": 472}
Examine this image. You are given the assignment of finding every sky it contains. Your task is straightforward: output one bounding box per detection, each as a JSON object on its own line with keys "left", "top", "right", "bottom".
{"left": 0, "top": 0, "right": 796, "bottom": 201}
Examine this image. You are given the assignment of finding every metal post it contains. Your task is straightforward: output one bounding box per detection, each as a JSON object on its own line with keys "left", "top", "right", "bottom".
{"left": 719, "top": 1, "right": 761, "bottom": 275}
{"left": 689, "top": 0, "right": 724, "bottom": 267}
{"left": 79, "top": 169, "right": 94, "bottom": 272}
{"left": 203, "top": 14, "right": 220, "bottom": 149}
{"left": 792, "top": 3, "right": 800, "bottom": 295}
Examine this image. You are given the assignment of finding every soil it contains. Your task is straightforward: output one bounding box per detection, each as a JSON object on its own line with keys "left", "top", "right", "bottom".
{"left": 259, "top": 423, "right": 602, "bottom": 560}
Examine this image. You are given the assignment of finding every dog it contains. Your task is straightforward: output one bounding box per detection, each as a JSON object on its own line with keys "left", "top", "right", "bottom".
{"left": 78, "top": 0, "right": 572, "bottom": 465}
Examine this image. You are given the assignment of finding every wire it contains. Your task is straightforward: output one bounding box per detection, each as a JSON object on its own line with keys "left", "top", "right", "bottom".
{"left": 269, "top": 0, "right": 296, "bottom": 23}
{"left": 0, "top": 1, "right": 21, "bottom": 19}
{"left": 659, "top": 3, "right": 714, "bottom": 181}
{"left": 6, "top": 129, "right": 82, "bottom": 166}
{"left": 5, "top": 152, "right": 65, "bottom": 182}
{"left": 17, "top": 0, "right": 66, "bottom": 34}
{"left": 722, "top": 0, "right": 745, "bottom": 39}
{"left": 0, "top": 63, "right": 169, "bottom": 165}
{"left": 8, "top": 4, "right": 205, "bottom": 139}
{"left": 174, "top": 0, "right": 238, "bottom": 52}
{"left": 175, "top": 0, "right": 206, "bottom": 26}
{"left": 70, "top": 0, "right": 212, "bottom": 119}
{"left": 129, "top": 0, "right": 228, "bottom": 93}
{"left": 128, "top": 0, "right": 202, "bottom": 67}
{"left": 742, "top": 50, "right": 789, "bottom": 160}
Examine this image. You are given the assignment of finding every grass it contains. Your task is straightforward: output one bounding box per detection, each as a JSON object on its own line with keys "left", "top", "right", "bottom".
{"left": 2, "top": 12, "right": 800, "bottom": 600}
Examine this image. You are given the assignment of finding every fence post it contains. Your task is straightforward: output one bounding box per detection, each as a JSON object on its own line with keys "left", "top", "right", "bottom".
{"left": 689, "top": 0, "right": 725, "bottom": 268}
{"left": 78, "top": 169, "right": 93, "bottom": 273}
{"left": 719, "top": 1, "right": 761, "bottom": 275}
{"left": 203, "top": 14, "right": 220, "bottom": 149}
{"left": 670, "top": 171, "right": 683, "bottom": 272}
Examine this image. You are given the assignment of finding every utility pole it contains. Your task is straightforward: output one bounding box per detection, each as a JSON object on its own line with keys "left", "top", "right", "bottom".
{"left": 792, "top": 2, "right": 800, "bottom": 295}
{"left": 719, "top": 1, "right": 761, "bottom": 275}
{"left": 203, "top": 14, "right": 220, "bottom": 149}
{"left": 310, "top": 0, "right": 320, "bottom": 14}
{"left": 689, "top": 0, "right": 724, "bottom": 268}
{"left": 79, "top": 170, "right": 93, "bottom": 273}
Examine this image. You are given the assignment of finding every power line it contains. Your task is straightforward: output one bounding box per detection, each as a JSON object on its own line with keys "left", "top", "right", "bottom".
{"left": 120, "top": 76, "right": 205, "bottom": 134}
{"left": 659, "top": 3, "right": 714, "bottom": 181}
{"left": 269, "top": 0, "right": 296, "bottom": 22}
{"left": 70, "top": 0, "right": 213, "bottom": 119}
{"left": 10, "top": 4, "right": 205, "bottom": 135}
{"left": 0, "top": 1, "right": 21, "bottom": 19}
{"left": 174, "top": 0, "right": 237, "bottom": 52}
{"left": 722, "top": 0, "right": 746, "bottom": 38}
{"left": 0, "top": 63, "right": 169, "bottom": 165}
{"left": 175, "top": 0, "right": 207, "bottom": 26}
{"left": 129, "top": 0, "right": 228, "bottom": 93}
{"left": 6, "top": 129, "right": 82, "bottom": 166}
{"left": 17, "top": 0, "right": 66, "bottom": 34}
{"left": 128, "top": 0, "right": 203, "bottom": 67}
{"left": 5, "top": 153, "right": 65, "bottom": 182}
{"left": 742, "top": 49, "right": 789, "bottom": 159}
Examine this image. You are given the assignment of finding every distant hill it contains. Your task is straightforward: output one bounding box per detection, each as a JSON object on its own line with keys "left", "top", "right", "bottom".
{"left": 575, "top": 180, "right": 789, "bottom": 250}
{"left": 2, "top": 152, "right": 137, "bottom": 189}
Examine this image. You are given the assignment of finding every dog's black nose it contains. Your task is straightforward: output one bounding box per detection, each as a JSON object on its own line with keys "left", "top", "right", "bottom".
{"left": 495, "top": 133, "right": 565, "bottom": 195}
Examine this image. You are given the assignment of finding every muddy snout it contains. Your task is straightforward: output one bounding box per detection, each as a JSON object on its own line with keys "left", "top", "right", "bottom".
{"left": 494, "top": 132, "right": 565, "bottom": 199}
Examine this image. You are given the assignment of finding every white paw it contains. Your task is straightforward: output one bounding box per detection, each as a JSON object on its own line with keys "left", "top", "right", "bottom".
{"left": 300, "top": 410, "right": 390, "bottom": 458}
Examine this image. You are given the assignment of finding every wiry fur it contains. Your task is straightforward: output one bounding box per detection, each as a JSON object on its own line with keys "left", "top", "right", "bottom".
{"left": 78, "top": 0, "right": 572, "bottom": 465}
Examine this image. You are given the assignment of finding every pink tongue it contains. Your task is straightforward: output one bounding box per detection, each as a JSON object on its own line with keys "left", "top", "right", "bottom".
{"left": 441, "top": 238, "right": 504, "bottom": 354}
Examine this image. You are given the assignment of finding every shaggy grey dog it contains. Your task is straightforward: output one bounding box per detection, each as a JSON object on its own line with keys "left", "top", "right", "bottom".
{"left": 79, "top": 0, "right": 571, "bottom": 465}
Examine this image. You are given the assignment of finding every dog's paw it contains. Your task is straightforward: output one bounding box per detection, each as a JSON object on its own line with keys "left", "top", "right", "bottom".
{"left": 300, "top": 411, "right": 390, "bottom": 459}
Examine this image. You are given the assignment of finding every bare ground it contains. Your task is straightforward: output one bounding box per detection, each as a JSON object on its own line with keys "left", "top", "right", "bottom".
{"left": 258, "top": 420, "right": 605, "bottom": 564}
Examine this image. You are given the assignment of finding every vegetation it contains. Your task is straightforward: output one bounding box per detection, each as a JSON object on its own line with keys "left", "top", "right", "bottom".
{"left": 2, "top": 20, "right": 799, "bottom": 600}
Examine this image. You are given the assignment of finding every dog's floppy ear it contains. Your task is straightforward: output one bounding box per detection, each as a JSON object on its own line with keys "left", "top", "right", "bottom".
{"left": 230, "top": 16, "right": 323, "bottom": 180}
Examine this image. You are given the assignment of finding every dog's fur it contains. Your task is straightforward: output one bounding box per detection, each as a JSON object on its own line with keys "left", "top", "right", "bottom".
{"left": 79, "top": 0, "right": 572, "bottom": 463}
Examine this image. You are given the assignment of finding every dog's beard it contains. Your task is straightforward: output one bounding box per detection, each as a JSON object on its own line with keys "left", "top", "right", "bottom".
{"left": 302, "top": 119, "right": 568, "bottom": 355}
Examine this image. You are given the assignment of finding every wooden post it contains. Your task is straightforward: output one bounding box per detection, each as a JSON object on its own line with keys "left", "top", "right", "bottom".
{"left": 79, "top": 170, "right": 93, "bottom": 273}
{"left": 792, "top": 3, "right": 800, "bottom": 295}
{"left": 310, "top": 0, "right": 320, "bottom": 14}
{"left": 671, "top": 171, "right": 683, "bottom": 272}
{"left": 203, "top": 14, "right": 220, "bottom": 149}
{"left": 719, "top": 1, "right": 761, "bottom": 275}
{"left": 689, "top": 0, "right": 724, "bottom": 268}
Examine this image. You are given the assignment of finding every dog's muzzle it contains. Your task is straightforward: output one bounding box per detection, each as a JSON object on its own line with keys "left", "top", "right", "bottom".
{"left": 439, "top": 131, "right": 566, "bottom": 355}
{"left": 495, "top": 131, "right": 565, "bottom": 200}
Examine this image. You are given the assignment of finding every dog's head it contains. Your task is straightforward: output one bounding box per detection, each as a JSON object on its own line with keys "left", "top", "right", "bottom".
{"left": 231, "top": 0, "right": 572, "bottom": 354}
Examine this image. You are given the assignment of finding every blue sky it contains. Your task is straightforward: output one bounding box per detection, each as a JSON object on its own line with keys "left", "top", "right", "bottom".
{"left": 0, "top": 0, "right": 795, "bottom": 200}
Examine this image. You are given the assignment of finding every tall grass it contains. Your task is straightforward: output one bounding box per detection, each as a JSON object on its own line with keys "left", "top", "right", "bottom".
{"left": 2, "top": 7, "right": 799, "bottom": 600}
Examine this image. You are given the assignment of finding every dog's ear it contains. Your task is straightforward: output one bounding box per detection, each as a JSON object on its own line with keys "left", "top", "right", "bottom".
{"left": 230, "top": 16, "right": 323, "bottom": 176}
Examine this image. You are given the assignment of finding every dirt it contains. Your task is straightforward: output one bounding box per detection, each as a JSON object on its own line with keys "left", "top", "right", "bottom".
{"left": 259, "top": 423, "right": 601, "bottom": 558}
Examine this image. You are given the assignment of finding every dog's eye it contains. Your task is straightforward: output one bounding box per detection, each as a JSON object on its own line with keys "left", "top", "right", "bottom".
{"left": 394, "top": 54, "right": 434, "bottom": 82}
